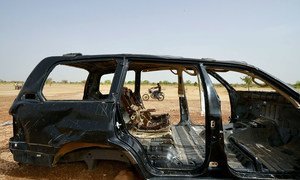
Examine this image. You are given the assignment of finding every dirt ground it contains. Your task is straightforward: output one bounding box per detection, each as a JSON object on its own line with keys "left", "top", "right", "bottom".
{"left": 0, "top": 83, "right": 231, "bottom": 179}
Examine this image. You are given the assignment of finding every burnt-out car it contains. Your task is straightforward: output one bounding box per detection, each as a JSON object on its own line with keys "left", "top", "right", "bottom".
{"left": 9, "top": 54, "right": 300, "bottom": 179}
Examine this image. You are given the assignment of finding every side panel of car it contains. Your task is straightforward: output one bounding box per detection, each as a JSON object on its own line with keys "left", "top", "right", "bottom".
{"left": 9, "top": 57, "right": 124, "bottom": 166}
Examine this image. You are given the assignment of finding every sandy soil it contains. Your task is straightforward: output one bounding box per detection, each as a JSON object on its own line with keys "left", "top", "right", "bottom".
{"left": 0, "top": 83, "right": 232, "bottom": 179}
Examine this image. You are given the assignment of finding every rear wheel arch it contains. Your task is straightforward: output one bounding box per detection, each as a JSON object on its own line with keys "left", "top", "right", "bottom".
{"left": 52, "top": 142, "right": 114, "bottom": 165}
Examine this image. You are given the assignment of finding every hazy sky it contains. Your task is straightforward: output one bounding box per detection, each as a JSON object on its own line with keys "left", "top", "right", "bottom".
{"left": 0, "top": 0, "right": 299, "bottom": 83}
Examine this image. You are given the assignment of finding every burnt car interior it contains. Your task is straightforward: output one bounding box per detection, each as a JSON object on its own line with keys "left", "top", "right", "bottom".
{"left": 120, "top": 61, "right": 206, "bottom": 170}
{"left": 10, "top": 56, "right": 300, "bottom": 178}
{"left": 207, "top": 67, "right": 300, "bottom": 174}
{"left": 79, "top": 60, "right": 299, "bottom": 174}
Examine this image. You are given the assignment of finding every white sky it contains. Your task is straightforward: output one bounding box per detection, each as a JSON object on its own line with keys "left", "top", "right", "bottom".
{"left": 0, "top": 1, "right": 299, "bottom": 83}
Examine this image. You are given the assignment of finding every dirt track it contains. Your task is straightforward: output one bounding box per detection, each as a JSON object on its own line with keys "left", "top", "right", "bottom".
{"left": 0, "top": 83, "right": 231, "bottom": 179}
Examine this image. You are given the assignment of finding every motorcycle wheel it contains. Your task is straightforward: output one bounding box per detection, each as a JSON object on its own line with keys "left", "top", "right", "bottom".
{"left": 158, "top": 94, "right": 164, "bottom": 101}
{"left": 142, "top": 94, "right": 150, "bottom": 101}
{"left": 150, "top": 94, "right": 154, "bottom": 99}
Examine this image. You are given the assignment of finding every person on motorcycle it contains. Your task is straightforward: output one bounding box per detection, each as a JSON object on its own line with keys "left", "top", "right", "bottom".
{"left": 143, "top": 83, "right": 164, "bottom": 101}
{"left": 152, "top": 83, "right": 161, "bottom": 97}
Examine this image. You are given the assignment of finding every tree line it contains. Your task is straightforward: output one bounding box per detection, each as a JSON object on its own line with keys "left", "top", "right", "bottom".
{"left": 1, "top": 78, "right": 300, "bottom": 89}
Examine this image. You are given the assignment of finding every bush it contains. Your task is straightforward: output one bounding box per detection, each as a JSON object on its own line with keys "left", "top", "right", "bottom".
{"left": 61, "top": 80, "right": 68, "bottom": 84}
{"left": 104, "top": 80, "right": 111, "bottom": 84}
{"left": 141, "top": 80, "right": 149, "bottom": 84}
{"left": 294, "top": 81, "right": 300, "bottom": 88}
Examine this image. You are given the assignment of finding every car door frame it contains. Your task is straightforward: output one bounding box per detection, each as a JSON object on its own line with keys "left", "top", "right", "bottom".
{"left": 111, "top": 59, "right": 232, "bottom": 178}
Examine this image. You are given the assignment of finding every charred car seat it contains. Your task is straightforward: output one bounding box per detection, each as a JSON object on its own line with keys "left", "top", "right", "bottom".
{"left": 121, "top": 87, "right": 170, "bottom": 131}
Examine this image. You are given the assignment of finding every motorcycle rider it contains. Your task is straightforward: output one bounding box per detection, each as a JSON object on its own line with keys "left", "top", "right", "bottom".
{"left": 152, "top": 83, "right": 161, "bottom": 98}
{"left": 143, "top": 82, "right": 164, "bottom": 101}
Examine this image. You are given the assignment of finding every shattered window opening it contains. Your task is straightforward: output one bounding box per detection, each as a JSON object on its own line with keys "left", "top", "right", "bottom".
{"left": 42, "top": 64, "right": 89, "bottom": 100}
{"left": 42, "top": 60, "right": 118, "bottom": 101}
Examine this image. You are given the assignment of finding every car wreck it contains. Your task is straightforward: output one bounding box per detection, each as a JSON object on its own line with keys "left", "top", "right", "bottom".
{"left": 9, "top": 54, "right": 300, "bottom": 179}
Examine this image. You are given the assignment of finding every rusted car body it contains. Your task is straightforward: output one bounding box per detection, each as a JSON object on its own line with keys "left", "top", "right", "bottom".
{"left": 9, "top": 54, "right": 300, "bottom": 179}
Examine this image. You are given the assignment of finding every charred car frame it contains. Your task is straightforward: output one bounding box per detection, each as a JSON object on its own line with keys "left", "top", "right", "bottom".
{"left": 9, "top": 54, "right": 300, "bottom": 179}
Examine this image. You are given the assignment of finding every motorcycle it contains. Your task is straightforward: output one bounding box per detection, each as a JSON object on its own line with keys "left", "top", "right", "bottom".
{"left": 142, "top": 87, "right": 165, "bottom": 101}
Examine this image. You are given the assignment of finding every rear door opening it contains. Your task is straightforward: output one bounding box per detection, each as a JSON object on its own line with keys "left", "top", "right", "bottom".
{"left": 117, "top": 61, "right": 207, "bottom": 173}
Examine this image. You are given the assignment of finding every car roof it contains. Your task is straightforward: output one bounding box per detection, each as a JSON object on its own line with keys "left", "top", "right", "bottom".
{"left": 44, "top": 53, "right": 250, "bottom": 67}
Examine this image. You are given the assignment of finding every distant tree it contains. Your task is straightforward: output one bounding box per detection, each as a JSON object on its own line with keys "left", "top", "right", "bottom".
{"left": 294, "top": 81, "right": 300, "bottom": 88}
{"left": 104, "top": 80, "right": 111, "bottom": 84}
{"left": 46, "top": 78, "right": 53, "bottom": 86}
{"left": 164, "top": 80, "right": 171, "bottom": 84}
{"left": 194, "top": 82, "right": 198, "bottom": 86}
{"left": 61, "top": 80, "right": 68, "bottom": 84}
{"left": 185, "top": 80, "right": 192, "bottom": 85}
{"left": 142, "top": 80, "right": 149, "bottom": 84}
{"left": 127, "top": 80, "right": 135, "bottom": 84}
{"left": 240, "top": 76, "right": 252, "bottom": 91}
{"left": 81, "top": 80, "right": 86, "bottom": 84}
